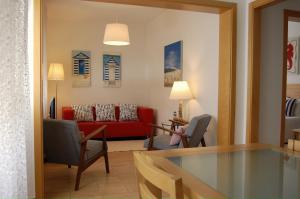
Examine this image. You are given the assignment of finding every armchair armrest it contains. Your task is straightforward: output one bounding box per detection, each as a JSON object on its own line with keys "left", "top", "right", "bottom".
{"left": 79, "top": 131, "right": 85, "bottom": 139}
{"left": 80, "top": 125, "right": 107, "bottom": 144}
{"left": 168, "top": 119, "right": 188, "bottom": 126}
{"left": 150, "top": 124, "right": 176, "bottom": 135}
{"left": 147, "top": 124, "right": 175, "bottom": 150}
{"left": 148, "top": 124, "right": 190, "bottom": 149}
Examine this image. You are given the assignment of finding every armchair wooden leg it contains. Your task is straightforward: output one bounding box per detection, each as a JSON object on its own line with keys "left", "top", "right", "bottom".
{"left": 104, "top": 153, "right": 110, "bottom": 173}
{"left": 201, "top": 138, "right": 206, "bottom": 147}
{"left": 75, "top": 167, "right": 82, "bottom": 191}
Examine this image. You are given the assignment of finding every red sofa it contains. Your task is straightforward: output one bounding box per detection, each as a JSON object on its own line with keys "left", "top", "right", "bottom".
{"left": 62, "top": 106, "right": 154, "bottom": 139}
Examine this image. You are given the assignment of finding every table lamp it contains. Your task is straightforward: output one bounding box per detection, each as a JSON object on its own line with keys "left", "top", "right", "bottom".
{"left": 169, "top": 81, "right": 193, "bottom": 119}
{"left": 48, "top": 63, "right": 64, "bottom": 119}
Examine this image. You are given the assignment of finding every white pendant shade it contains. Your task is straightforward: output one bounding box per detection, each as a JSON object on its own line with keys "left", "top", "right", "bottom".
{"left": 170, "top": 81, "right": 193, "bottom": 100}
{"left": 48, "top": 63, "right": 65, "bottom": 81}
{"left": 103, "top": 23, "right": 130, "bottom": 46}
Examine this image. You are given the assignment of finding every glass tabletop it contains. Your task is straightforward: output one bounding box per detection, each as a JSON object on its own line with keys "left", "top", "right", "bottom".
{"left": 168, "top": 149, "right": 300, "bottom": 199}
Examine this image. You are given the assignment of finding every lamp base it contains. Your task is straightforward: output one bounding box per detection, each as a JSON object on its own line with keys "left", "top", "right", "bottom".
{"left": 178, "top": 100, "right": 183, "bottom": 119}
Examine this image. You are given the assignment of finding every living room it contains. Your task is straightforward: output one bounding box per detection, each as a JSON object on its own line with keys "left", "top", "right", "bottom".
{"left": 45, "top": 0, "right": 220, "bottom": 143}
{"left": 44, "top": 0, "right": 220, "bottom": 197}
{"left": 5, "top": 0, "right": 300, "bottom": 198}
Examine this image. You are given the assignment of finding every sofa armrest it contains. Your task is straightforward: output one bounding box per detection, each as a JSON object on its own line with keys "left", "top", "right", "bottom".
{"left": 138, "top": 107, "right": 154, "bottom": 124}
{"left": 62, "top": 107, "right": 74, "bottom": 120}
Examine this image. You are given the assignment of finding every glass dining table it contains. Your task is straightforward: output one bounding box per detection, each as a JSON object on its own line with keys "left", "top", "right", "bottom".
{"left": 144, "top": 144, "right": 300, "bottom": 199}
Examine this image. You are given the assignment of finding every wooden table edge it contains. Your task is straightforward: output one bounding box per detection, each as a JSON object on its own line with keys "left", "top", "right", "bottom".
{"left": 140, "top": 144, "right": 298, "bottom": 199}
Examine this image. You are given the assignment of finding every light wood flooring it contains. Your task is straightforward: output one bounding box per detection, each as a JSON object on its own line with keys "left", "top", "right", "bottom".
{"left": 45, "top": 151, "right": 139, "bottom": 199}
{"left": 107, "top": 140, "right": 145, "bottom": 152}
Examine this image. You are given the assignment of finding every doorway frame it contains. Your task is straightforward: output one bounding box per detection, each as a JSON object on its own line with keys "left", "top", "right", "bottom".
{"left": 246, "top": 0, "right": 287, "bottom": 145}
{"left": 280, "top": 10, "right": 300, "bottom": 146}
{"left": 34, "top": 0, "right": 237, "bottom": 197}
{"left": 34, "top": 0, "right": 43, "bottom": 198}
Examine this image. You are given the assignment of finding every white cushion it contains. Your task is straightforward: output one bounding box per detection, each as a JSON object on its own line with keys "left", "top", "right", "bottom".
{"left": 72, "top": 105, "right": 94, "bottom": 121}
{"left": 119, "top": 104, "right": 138, "bottom": 121}
{"left": 95, "top": 104, "right": 116, "bottom": 121}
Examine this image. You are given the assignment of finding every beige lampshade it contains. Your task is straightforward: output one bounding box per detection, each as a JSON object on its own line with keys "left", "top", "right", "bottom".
{"left": 169, "top": 81, "right": 193, "bottom": 100}
{"left": 103, "top": 23, "right": 130, "bottom": 46}
{"left": 48, "top": 63, "right": 64, "bottom": 80}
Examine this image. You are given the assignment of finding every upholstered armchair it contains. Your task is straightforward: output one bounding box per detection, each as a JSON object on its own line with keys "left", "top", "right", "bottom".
{"left": 144, "top": 114, "right": 211, "bottom": 150}
{"left": 43, "top": 119, "right": 109, "bottom": 191}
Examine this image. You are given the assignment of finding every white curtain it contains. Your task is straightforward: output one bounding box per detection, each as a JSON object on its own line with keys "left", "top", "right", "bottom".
{"left": 0, "top": 0, "right": 31, "bottom": 197}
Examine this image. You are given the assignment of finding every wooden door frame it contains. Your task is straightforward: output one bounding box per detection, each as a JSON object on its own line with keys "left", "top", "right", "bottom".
{"left": 246, "top": 0, "right": 286, "bottom": 144}
{"left": 34, "top": 0, "right": 44, "bottom": 198}
{"left": 34, "top": 0, "right": 237, "bottom": 197}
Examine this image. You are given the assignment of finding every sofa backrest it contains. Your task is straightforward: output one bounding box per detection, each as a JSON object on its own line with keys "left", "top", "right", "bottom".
{"left": 62, "top": 105, "right": 154, "bottom": 124}
{"left": 186, "top": 114, "right": 211, "bottom": 147}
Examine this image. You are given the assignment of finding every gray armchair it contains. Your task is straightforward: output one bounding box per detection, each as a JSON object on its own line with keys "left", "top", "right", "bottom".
{"left": 43, "top": 119, "right": 109, "bottom": 191}
{"left": 144, "top": 114, "right": 211, "bottom": 150}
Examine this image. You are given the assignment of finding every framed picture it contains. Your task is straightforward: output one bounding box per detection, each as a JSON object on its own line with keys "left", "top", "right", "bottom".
{"left": 103, "top": 53, "right": 121, "bottom": 88}
{"left": 72, "top": 50, "right": 91, "bottom": 87}
{"left": 287, "top": 38, "right": 299, "bottom": 74}
{"left": 164, "top": 41, "right": 183, "bottom": 87}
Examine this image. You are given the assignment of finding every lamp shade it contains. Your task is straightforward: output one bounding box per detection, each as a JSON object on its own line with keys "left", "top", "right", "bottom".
{"left": 169, "top": 81, "right": 192, "bottom": 100}
{"left": 103, "top": 23, "right": 130, "bottom": 46}
{"left": 48, "top": 63, "right": 64, "bottom": 80}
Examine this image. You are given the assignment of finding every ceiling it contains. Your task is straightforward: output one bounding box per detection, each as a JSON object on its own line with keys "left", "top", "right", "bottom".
{"left": 46, "top": 0, "right": 166, "bottom": 23}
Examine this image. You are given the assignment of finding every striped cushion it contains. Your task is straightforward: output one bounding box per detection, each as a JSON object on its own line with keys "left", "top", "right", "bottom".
{"left": 286, "top": 97, "right": 296, "bottom": 116}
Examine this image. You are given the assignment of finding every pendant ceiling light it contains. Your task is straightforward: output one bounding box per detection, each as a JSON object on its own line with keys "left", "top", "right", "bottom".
{"left": 103, "top": 23, "right": 130, "bottom": 46}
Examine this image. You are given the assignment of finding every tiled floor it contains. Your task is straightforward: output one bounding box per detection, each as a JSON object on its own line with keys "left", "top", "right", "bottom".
{"left": 45, "top": 151, "right": 139, "bottom": 199}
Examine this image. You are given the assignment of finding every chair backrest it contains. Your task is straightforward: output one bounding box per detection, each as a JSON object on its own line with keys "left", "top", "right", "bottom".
{"left": 186, "top": 114, "right": 211, "bottom": 147}
{"left": 43, "top": 119, "right": 82, "bottom": 165}
{"left": 133, "top": 152, "right": 183, "bottom": 199}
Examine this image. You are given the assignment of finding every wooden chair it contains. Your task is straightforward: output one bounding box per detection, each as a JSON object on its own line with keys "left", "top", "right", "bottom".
{"left": 133, "top": 152, "right": 184, "bottom": 199}
{"left": 43, "top": 119, "right": 110, "bottom": 191}
{"left": 144, "top": 114, "right": 211, "bottom": 150}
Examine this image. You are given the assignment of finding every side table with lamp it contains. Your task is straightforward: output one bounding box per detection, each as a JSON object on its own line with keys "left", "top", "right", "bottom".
{"left": 161, "top": 81, "right": 192, "bottom": 133}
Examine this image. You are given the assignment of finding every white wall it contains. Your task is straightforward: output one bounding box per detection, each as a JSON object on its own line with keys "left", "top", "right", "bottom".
{"left": 145, "top": 10, "right": 219, "bottom": 145}
{"left": 47, "top": 18, "right": 149, "bottom": 119}
{"left": 230, "top": 0, "right": 250, "bottom": 144}
{"left": 260, "top": 0, "right": 300, "bottom": 145}
{"left": 287, "top": 21, "right": 300, "bottom": 84}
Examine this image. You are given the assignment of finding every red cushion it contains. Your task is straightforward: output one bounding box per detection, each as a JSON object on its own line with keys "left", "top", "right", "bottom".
{"left": 78, "top": 121, "right": 145, "bottom": 138}
{"left": 62, "top": 107, "right": 74, "bottom": 120}
{"left": 96, "top": 121, "right": 144, "bottom": 138}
